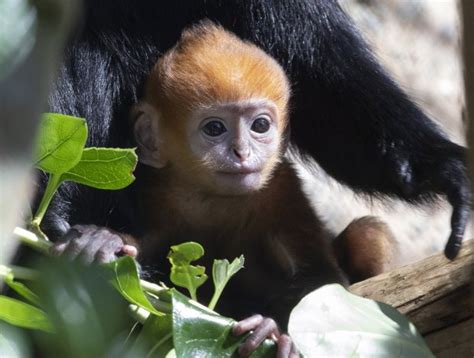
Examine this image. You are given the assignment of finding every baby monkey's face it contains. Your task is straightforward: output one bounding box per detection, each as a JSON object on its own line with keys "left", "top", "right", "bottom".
{"left": 183, "top": 99, "right": 284, "bottom": 196}
{"left": 135, "top": 23, "right": 291, "bottom": 197}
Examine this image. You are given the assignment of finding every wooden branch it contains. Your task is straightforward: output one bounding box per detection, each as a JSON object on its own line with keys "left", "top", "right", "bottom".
{"left": 349, "top": 240, "right": 473, "bottom": 356}
{"left": 349, "top": 240, "right": 472, "bottom": 328}
{"left": 424, "top": 319, "right": 473, "bottom": 358}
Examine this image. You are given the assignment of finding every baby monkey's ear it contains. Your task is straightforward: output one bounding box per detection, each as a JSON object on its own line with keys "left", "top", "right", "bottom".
{"left": 131, "top": 101, "right": 168, "bottom": 169}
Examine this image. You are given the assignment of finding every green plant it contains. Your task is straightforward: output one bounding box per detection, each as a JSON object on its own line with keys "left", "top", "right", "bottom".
{"left": 0, "top": 113, "right": 274, "bottom": 357}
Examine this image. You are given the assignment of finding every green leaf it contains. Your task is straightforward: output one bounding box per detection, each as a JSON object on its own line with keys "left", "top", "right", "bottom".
{"left": 209, "top": 256, "right": 245, "bottom": 310}
{"left": 4, "top": 275, "right": 41, "bottom": 306}
{"left": 103, "top": 256, "right": 164, "bottom": 316}
{"left": 133, "top": 314, "right": 173, "bottom": 356}
{"left": 168, "top": 242, "right": 208, "bottom": 301}
{"left": 172, "top": 289, "right": 275, "bottom": 357}
{"left": 168, "top": 242, "right": 205, "bottom": 266}
{"left": 0, "top": 296, "right": 53, "bottom": 333}
{"left": 213, "top": 256, "right": 245, "bottom": 288}
{"left": 288, "top": 284, "right": 434, "bottom": 357}
{"left": 170, "top": 266, "right": 207, "bottom": 301}
{"left": 34, "top": 113, "right": 87, "bottom": 174}
{"left": 61, "top": 147, "right": 138, "bottom": 190}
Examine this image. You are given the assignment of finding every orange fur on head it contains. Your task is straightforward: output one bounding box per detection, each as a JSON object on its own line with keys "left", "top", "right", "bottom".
{"left": 145, "top": 21, "right": 290, "bottom": 126}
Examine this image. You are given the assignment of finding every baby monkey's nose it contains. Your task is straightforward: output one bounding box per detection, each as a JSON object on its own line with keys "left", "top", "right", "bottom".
{"left": 233, "top": 147, "right": 250, "bottom": 162}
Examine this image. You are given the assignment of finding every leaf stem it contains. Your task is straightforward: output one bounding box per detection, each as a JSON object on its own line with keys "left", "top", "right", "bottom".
{"left": 0, "top": 265, "right": 39, "bottom": 281}
{"left": 31, "top": 173, "right": 62, "bottom": 227}
{"left": 140, "top": 280, "right": 165, "bottom": 295}
{"left": 128, "top": 304, "right": 150, "bottom": 324}
{"left": 14, "top": 227, "right": 165, "bottom": 299}
{"left": 13, "top": 227, "right": 51, "bottom": 254}
{"left": 189, "top": 285, "right": 197, "bottom": 301}
{"left": 151, "top": 300, "right": 172, "bottom": 314}
{"left": 208, "top": 287, "right": 223, "bottom": 311}
{"left": 145, "top": 292, "right": 173, "bottom": 314}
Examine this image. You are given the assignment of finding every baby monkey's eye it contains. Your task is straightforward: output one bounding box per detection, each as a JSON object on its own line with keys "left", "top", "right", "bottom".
{"left": 202, "top": 120, "right": 227, "bottom": 137}
{"left": 251, "top": 117, "right": 271, "bottom": 133}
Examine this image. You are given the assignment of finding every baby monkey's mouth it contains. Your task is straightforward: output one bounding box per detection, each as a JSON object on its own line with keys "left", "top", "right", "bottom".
{"left": 215, "top": 163, "right": 261, "bottom": 175}
{"left": 213, "top": 169, "right": 263, "bottom": 195}
{"left": 217, "top": 168, "right": 260, "bottom": 175}
{"left": 216, "top": 168, "right": 260, "bottom": 175}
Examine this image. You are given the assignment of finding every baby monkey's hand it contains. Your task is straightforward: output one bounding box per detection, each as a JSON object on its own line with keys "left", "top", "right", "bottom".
{"left": 232, "top": 314, "right": 299, "bottom": 358}
{"left": 50, "top": 224, "right": 138, "bottom": 264}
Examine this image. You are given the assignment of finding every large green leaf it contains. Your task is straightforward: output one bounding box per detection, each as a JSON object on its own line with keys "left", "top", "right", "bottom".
{"left": 61, "top": 147, "right": 137, "bottom": 190}
{"left": 168, "top": 242, "right": 208, "bottom": 300}
{"left": 103, "top": 256, "right": 164, "bottom": 316}
{"left": 288, "top": 284, "right": 434, "bottom": 357}
{"left": 34, "top": 113, "right": 87, "bottom": 174}
{"left": 0, "top": 296, "right": 53, "bottom": 333}
{"left": 172, "top": 289, "right": 275, "bottom": 358}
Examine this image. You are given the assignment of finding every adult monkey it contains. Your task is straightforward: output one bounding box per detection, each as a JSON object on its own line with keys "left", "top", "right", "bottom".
{"left": 42, "top": 1, "right": 469, "bottom": 298}
{"left": 43, "top": 0, "right": 470, "bottom": 258}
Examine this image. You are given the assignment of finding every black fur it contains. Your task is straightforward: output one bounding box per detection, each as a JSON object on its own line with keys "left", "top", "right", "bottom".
{"left": 42, "top": 0, "right": 471, "bottom": 257}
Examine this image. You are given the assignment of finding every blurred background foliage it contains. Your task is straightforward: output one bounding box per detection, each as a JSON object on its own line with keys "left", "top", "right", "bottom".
{"left": 0, "top": 0, "right": 78, "bottom": 268}
{"left": 0, "top": 0, "right": 37, "bottom": 80}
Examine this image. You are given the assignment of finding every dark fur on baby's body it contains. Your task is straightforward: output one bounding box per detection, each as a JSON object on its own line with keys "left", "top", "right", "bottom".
{"left": 136, "top": 161, "right": 345, "bottom": 325}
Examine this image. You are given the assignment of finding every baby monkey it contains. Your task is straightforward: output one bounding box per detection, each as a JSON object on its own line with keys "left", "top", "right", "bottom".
{"left": 131, "top": 22, "right": 395, "bottom": 356}
{"left": 52, "top": 21, "right": 396, "bottom": 357}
